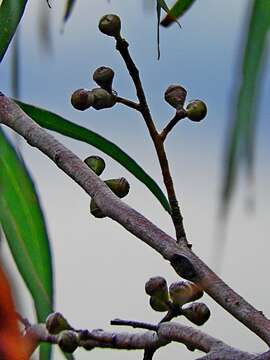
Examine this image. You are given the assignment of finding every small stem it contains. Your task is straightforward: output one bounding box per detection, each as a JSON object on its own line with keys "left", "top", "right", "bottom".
{"left": 111, "top": 319, "right": 158, "bottom": 332}
{"left": 115, "top": 96, "right": 141, "bottom": 111}
{"left": 115, "top": 36, "right": 188, "bottom": 245}
{"left": 160, "top": 109, "right": 187, "bottom": 142}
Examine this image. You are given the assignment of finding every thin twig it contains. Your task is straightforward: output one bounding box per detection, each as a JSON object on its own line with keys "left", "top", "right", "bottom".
{"left": 115, "top": 96, "right": 141, "bottom": 111}
{"left": 160, "top": 108, "right": 187, "bottom": 141}
{"left": 111, "top": 319, "right": 158, "bottom": 331}
{"left": 115, "top": 36, "right": 188, "bottom": 244}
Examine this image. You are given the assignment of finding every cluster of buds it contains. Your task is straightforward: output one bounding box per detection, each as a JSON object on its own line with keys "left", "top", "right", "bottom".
{"left": 84, "top": 156, "right": 130, "bottom": 218}
{"left": 71, "top": 15, "right": 123, "bottom": 112}
{"left": 145, "top": 276, "right": 210, "bottom": 326}
{"left": 164, "top": 85, "right": 207, "bottom": 122}
{"left": 71, "top": 66, "right": 116, "bottom": 111}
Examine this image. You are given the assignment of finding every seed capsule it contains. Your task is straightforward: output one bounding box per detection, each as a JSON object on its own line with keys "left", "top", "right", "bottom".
{"left": 46, "top": 312, "right": 72, "bottom": 335}
{"left": 169, "top": 280, "right": 203, "bottom": 306}
{"left": 93, "top": 67, "right": 115, "bottom": 93}
{"left": 84, "top": 156, "right": 105, "bottom": 176}
{"left": 105, "top": 178, "right": 130, "bottom": 198}
{"left": 164, "top": 85, "right": 187, "bottom": 110}
{"left": 71, "top": 89, "right": 94, "bottom": 111}
{"left": 58, "top": 330, "right": 78, "bottom": 353}
{"left": 98, "top": 14, "right": 121, "bottom": 37}
{"left": 92, "top": 88, "right": 116, "bottom": 110}
{"left": 186, "top": 100, "right": 207, "bottom": 122}
{"left": 182, "top": 302, "right": 210, "bottom": 326}
{"left": 145, "top": 276, "right": 169, "bottom": 312}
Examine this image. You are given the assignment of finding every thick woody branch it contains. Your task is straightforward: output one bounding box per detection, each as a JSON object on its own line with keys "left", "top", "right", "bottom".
{"left": 1, "top": 94, "right": 270, "bottom": 346}
{"left": 23, "top": 320, "right": 258, "bottom": 359}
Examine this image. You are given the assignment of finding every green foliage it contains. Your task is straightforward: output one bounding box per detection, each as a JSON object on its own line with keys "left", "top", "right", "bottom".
{"left": 16, "top": 100, "right": 171, "bottom": 213}
{"left": 0, "top": 128, "right": 53, "bottom": 360}
{"left": 0, "top": 0, "right": 28, "bottom": 62}
{"left": 222, "top": 0, "right": 270, "bottom": 213}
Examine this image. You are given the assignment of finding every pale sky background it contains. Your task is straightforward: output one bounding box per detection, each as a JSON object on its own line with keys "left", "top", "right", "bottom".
{"left": 1, "top": 1, "right": 270, "bottom": 359}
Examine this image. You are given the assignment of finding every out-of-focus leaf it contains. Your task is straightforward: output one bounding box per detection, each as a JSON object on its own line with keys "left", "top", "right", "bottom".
{"left": 0, "top": 0, "right": 28, "bottom": 62}
{"left": 0, "top": 128, "right": 53, "bottom": 359}
{"left": 0, "top": 265, "right": 30, "bottom": 359}
{"left": 16, "top": 101, "right": 171, "bottom": 214}
{"left": 63, "top": 0, "right": 76, "bottom": 23}
{"left": 221, "top": 0, "right": 270, "bottom": 213}
{"left": 161, "top": 0, "right": 196, "bottom": 27}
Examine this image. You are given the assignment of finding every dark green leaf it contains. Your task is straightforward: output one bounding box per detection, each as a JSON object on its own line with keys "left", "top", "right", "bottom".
{"left": 0, "top": 0, "right": 28, "bottom": 62}
{"left": 161, "top": 0, "right": 196, "bottom": 27}
{"left": 63, "top": 0, "right": 76, "bottom": 23}
{"left": 222, "top": 0, "right": 270, "bottom": 213}
{"left": 0, "top": 128, "right": 53, "bottom": 359}
{"left": 16, "top": 101, "right": 171, "bottom": 214}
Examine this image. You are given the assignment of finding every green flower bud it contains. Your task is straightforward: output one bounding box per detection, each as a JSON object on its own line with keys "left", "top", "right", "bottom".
{"left": 92, "top": 88, "right": 116, "bottom": 110}
{"left": 150, "top": 296, "right": 169, "bottom": 312}
{"left": 164, "top": 85, "right": 187, "bottom": 110}
{"left": 186, "top": 100, "right": 207, "bottom": 122}
{"left": 58, "top": 330, "right": 78, "bottom": 353}
{"left": 84, "top": 156, "right": 105, "bottom": 176}
{"left": 46, "top": 312, "right": 72, "bottom": 335}
{"left": 93, "top": 66, "right": 115, "bottom": 93}
{"left": 99, "top": 14, "right": 121, "bottom": 37}
{"left": 169, "top": 280, "right": 203, "bottom": 306}
{"left": 71, "top": 89, "right": 94, "bottom": 111}
{"left": 105, "top": 177, "right": 130, "bottom": 198}
{"left": 90, "top": 200, "right": 106, "bottom": 218}
{"left": 182, "top": 302, "right": 210, "bottom": 326}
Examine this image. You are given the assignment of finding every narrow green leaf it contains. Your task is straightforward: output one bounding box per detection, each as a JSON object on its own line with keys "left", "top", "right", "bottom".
{"left": 0, "top": 127, "right": 53, "bottom": 358}
{"left": 16, "top": 101, "right": 171, "bottom": 214}
{"left": 222, "top": 0, "right": 270, "bottom": 213}
{"left": 161, "top": 0, "right": 196, "bottom": 27}
{"left": 63, "top": 0, "right": 76, "bottom": 23}
{"left": 0, "top": 0, "right": 28, "bottom": 62}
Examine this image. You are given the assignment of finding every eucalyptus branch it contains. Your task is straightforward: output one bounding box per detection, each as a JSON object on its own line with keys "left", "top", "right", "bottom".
{"left": 160, "top": 108, "right": 187, "bottom": 141}
{"left": 114, "top": 33, "right": 187, "bottom": 244}
{"left": 115, "top": 95, "right": 141, "bottom": 111}
{"left": 22, "top": 317, "right": 258, "bottom": 359}
{"left": 1, "top": 94, "right": 270, "bottom": 347}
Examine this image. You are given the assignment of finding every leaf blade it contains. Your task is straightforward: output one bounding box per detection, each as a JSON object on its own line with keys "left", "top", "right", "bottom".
{"left": 16, "top": 101, "right": 171, "bottom": 214}
{"left": 221, "top": 0, "right": 270, "bottom": 213}
{"left": 0, "top": 128, "right": 54, "bottom": 359}
{"left": 0, "top": 0, "right": 28, "bottom": 62}
{"left": 161, "top": 0, "right": 196, "bottom": 27}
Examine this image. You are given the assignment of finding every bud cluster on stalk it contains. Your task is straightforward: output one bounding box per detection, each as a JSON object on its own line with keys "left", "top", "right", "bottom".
{"left": 84, "top": 156, "right": 130, "bottom": 218}
{"left": 164, "top": 84, "right": 207, "bottom": 122}
{"left": 145, "top": 276, "right": 210, "bottom": 326}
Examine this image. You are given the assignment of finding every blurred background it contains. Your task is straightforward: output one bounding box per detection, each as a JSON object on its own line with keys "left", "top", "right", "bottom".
{"left": 0, "top": 0, "right": 270, "bottom": 359}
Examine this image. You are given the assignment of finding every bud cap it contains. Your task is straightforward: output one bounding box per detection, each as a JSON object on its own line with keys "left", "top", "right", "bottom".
{"left": 71, "top": 89, "right": 94, "bottom": 111}
{"left": 84, "top": 156, "right": 105, "bottom": 176}
{"left": 186, "top": 100, "right": 207, "bottom": 122}
{"left": 93, "top": 66, "right": 115, "bottom": 92}
{"left": 164, "top": 85, "right": 187, "bottom": 109}
{"left": 99, "top": 14, "right": 121, "bottom": 37}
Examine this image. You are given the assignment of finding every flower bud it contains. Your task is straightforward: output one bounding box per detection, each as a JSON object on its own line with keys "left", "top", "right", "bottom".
{"left": 90, "top": 200, "right": 106, "bottom": 218}
{"left": 58, "top": 330, "right": 78, "bottom": 353}
{"left": 169, "top": 280, "right": 203, "bottom": 306}
{"left": 84, "top": 156, "right": 105, "bottom": 176}
{"left": 93, "top": 66, "right": 115, "bottom": 93}
{"left": 46, "top": 312, "right": 72, "bottom": 335}
{"left": 150, "top": 296, "right": 169, "bottom": 312}
{"left": 186, "top": 100, "right": 207, "bottom": 122}
{"left": 99, "top": 14, "right": 121, "bottom": 37}
{"left": 105, "top": 178, "right": 130, "bottom": 198}
{"left": 71, "top": 89, "right": 94, "bottom": 111}
{"left": 145, "top": 276, "right": 169, "bottom": 312}
{"left": 182, "top": 302, "right": 210, "bottom": 326}
{"left": 92, "top": 88, "right": 116, "bottom": 110}
{"left": 164, "top": 85, "right": 187, "bottom": 110}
